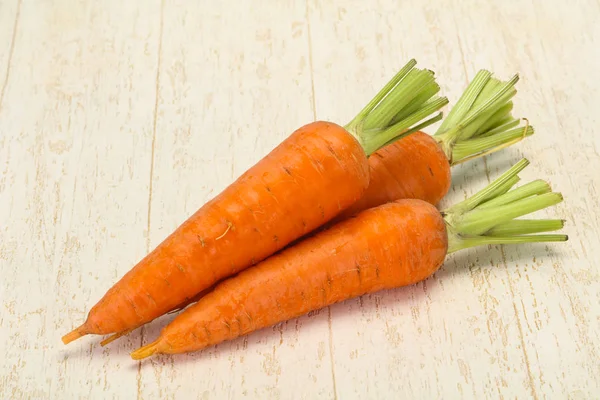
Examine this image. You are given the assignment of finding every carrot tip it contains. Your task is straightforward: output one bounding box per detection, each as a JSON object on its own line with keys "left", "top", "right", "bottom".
{"left": 131, "top": 340, "right": 160, "bottom": 360}
{"left": 61, "top": 325, "right": 86, "bottom": 345}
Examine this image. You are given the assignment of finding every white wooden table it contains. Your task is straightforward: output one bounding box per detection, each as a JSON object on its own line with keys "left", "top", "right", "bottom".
{"left": 1, "top": 1, "right": 598, "bottom": 398}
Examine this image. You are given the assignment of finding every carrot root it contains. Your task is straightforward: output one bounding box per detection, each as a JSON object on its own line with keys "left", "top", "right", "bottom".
{"left": 131, "top": 340, "right": 160, "bottom": 360}
{"left": 61, "top": 325, "right": 86, "bottom": 345}
{"left": 100, "top": 328, "right": 135, "bottom": 346}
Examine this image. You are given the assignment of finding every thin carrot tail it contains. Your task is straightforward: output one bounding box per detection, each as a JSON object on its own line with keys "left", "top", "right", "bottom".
{"left": 131, "top": 340, "right": 161, "bottom": 360}
{"left": 61, "top": 325, "right": 87, "bottom": 345}
{"left": 100, "top": 327, "right": 135, "bottom": 346}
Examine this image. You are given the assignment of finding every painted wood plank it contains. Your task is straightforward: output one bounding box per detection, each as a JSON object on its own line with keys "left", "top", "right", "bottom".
{"left": 0, "top": 0, "right": 161, "bottom": 398}
{"left": 0, "top": 0, "right": 20, "bottom": 111}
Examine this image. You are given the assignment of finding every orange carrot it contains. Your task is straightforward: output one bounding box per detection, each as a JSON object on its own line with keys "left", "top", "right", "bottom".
{"left": 108, "top": 69, "right": 533, "bottom": 346}
{"left": 62, "top": 59, "right": 448, "bottom": 344}
{"left": 131, "top": 158, "right": 567, "bottom": 359}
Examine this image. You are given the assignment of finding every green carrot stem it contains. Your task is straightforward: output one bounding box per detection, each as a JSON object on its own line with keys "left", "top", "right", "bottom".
{"left": 443, "top": 158, "right": 567, "bottom": 252}
{"left": 431, "top": 70, "right": 529, "bottom": 165}
{"left": 451, "top": 125, "right": 533, "bottom": 164}
{"left": 477, "top": 179, "right": 551, "bottom": 209}
{"left": 435, "top": 76, "right": 518, "bottom": 143}
{"left": 447, "top": 232, "right": 568, "bottom": 254}
{"left": 389, "top": 85, "right": 441, "bottom": 125}
{"left": 344, "top": 59, "right": 447, "bottom": 155}
{"left": 452, "top": 89, "right": 517, "bottom": 142}
{"left": 478, "top": 118, "right": 520, "bottom": 138}
{"left": 346, "top": 59, "right": 416, "bottom": 128}
{"left": 436, "top": 70, "right": 491, "bottom": 134}
{"left": 454, "top": 192, "right": 563, "bottom": 236}
{"left": 361, "top": 97, "right": 448, "bottom": 155}
{"left": 362, "top": 69, "right": 442, "bottom": 132}
{"left": 474, "top": 102, "right": 514, "bottom": 136}
{"left": 469, "top": 76, "right": 502, "bottom": 110}
{"left": 362, "top": 68, "right": 429, "bottom": 130}
{"left": 482, "top": 175, "right": 521, "bottom": 203}
{"left": 487, "top": 219, "right": 565, "bottom": 236}
{"left": 459, "top": 76, "right": 519, "bottom": 133}
{"left": 444, "top": 158, "right": 529, "bottom": 214}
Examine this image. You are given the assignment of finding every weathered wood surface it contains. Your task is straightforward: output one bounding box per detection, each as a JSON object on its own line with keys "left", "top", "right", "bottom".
{"left": 0, "top": 0, "right": 598, "bottom": 398}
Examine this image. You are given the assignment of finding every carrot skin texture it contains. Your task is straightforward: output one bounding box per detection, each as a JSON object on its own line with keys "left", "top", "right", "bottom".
{"left": 139, "top": 199, "right": 448, "bottom": 356}
{"left": 337, "top": 131, "right": 451, "bottom": 220}
{"left": 72, "top": 121, "right": 369, "bottom": 338}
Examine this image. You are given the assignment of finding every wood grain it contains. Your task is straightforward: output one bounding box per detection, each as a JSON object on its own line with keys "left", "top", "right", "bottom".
{"left": 0, "top": 0, "right": 161, "bottom": 397}
{"left": 0, "top": 0, "right": 598, "bottom": 399}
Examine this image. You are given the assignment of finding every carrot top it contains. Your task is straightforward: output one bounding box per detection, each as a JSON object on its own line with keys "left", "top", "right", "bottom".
{"left": 442, "top": 159, "right": 568, "bottom": 253}
{"left": 344, "top": 59, "right": 448, "bottom": 155}
{"left": 433, "top": 70, "right": 533, "bottom": 165}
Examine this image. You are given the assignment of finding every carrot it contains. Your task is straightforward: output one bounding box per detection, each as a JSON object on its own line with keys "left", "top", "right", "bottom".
{"left": 106, "top": 69, "right": 533, "bottom": 346}
{"left": 62, "top": 59, "right": 448, "bottom": 344}
{"left": 130, "top": 158, "right": 567, "bottom": 359}
{"left": 336, "top": 69, "right": 534, "bottom": 221}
